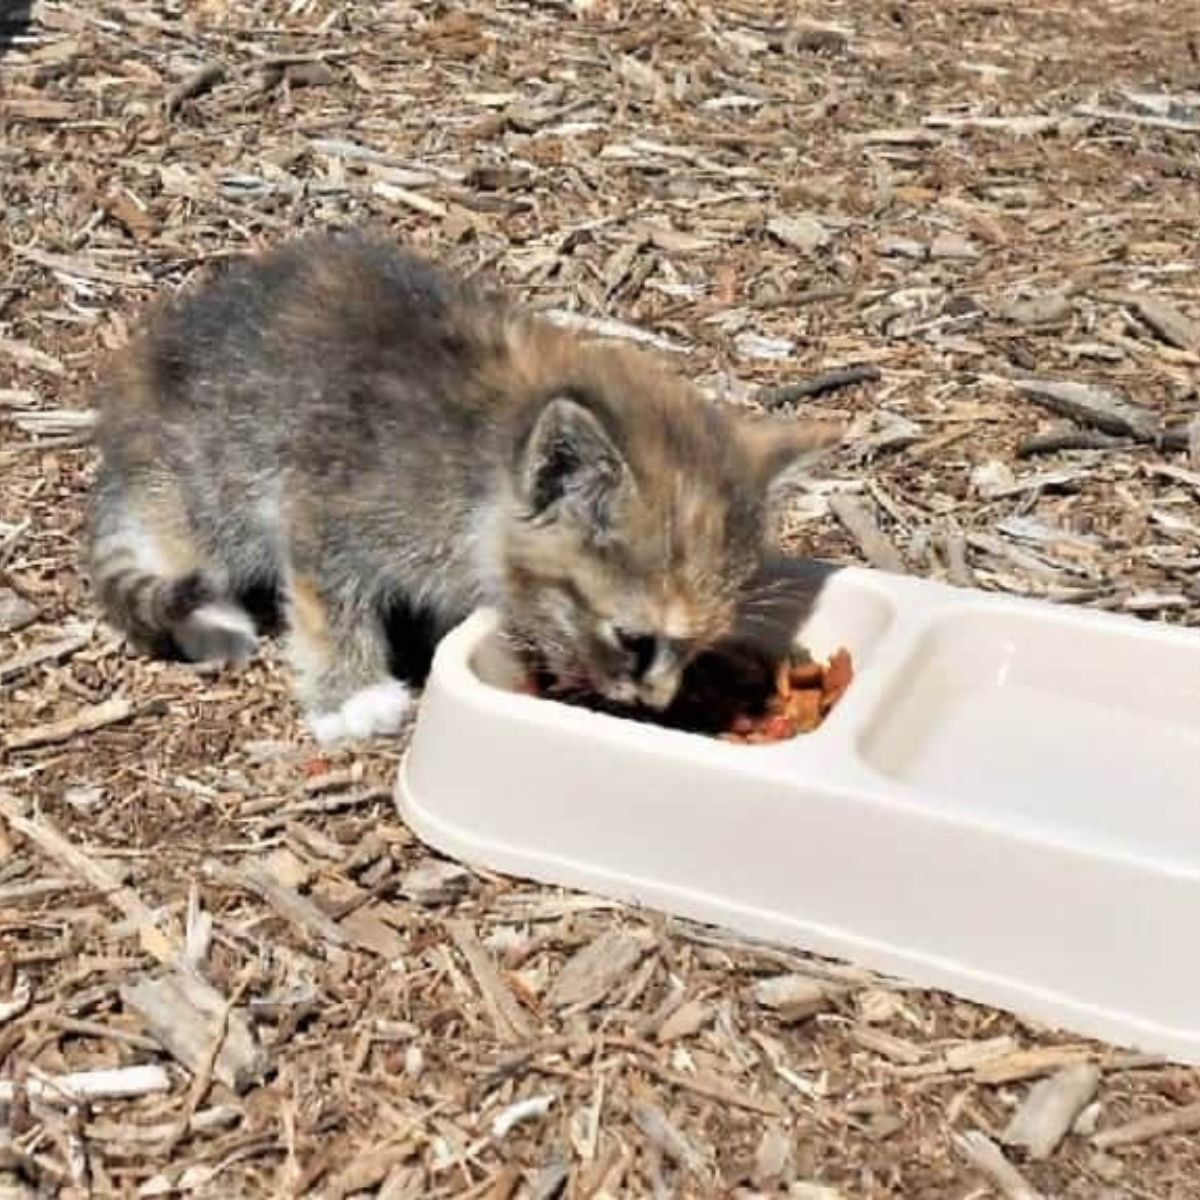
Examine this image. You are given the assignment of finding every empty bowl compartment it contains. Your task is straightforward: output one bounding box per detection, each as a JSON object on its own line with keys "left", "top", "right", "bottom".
{"left": 858, "top": 608, "right": 1200, "bottom": 866}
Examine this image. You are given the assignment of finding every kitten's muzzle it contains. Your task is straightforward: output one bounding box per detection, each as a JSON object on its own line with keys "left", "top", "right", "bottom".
{"left": 613, "top": 632, "right": 687, "bottom": 710}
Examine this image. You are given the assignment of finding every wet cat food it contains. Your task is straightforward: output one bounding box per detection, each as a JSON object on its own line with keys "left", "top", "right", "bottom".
{"left": 518, "top": 645, "right": 854, "bottom": 743}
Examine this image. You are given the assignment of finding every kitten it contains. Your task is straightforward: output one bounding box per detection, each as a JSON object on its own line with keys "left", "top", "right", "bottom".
{"left": 86, "top": 229, "right": 842, "bottom": 744}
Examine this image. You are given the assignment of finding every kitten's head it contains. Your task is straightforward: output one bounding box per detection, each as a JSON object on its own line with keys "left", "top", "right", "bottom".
{"left": 496, "top": 348, "right": 842, "bottom": 710}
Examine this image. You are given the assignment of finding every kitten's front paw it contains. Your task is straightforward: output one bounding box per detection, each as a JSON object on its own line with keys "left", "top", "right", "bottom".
{"left": 308, "top": 679, "right": 413, "bottom": 745}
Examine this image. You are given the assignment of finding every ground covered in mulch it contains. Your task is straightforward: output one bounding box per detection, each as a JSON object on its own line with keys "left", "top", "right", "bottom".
{"left": 3, "top": 1, "right": 1200, "bottom": 1196}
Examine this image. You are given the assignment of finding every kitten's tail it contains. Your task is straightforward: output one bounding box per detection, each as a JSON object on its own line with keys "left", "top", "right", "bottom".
{"left": 86, "top": 473, "right": 257, "bottom": 664}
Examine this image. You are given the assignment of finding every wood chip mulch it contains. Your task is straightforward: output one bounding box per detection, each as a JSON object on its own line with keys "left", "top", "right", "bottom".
{"left": 2, "top": 1, "right": 1200, "bottom": 1196}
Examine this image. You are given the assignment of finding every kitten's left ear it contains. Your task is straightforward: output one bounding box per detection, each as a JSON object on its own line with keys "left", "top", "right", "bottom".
{"left": 516, "top": 395, "right": 630, "bottom": 531}
{"left": 738, "top": 413, "right": 845, "bottom": 491}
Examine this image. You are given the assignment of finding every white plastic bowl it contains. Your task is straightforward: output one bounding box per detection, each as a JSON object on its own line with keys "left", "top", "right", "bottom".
{"left": 396, "top": 563, "right": 1200, "bottom": 1063}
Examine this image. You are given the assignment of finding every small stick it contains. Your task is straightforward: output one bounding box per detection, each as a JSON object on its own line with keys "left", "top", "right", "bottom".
{"left": 0, "top": 1064, "right": 170, "bottom": 1105}
{"left": 757, "top": 363, "right": 881, "bottom": 409}
{"left": 1017, "top": 429, "right": 1131, "bottom": 458}
{"left": 3, "top": 697, "right": 147, "bottom": 753}
{"left": 1012, "top": 378, "right": 1158, "bottom": 440}
{"left": 1092, "top": 1100, "right": 1200, "bottom": 1149}
{"left": 953, "top": 1131, "right": 1043, "bottom": 1200}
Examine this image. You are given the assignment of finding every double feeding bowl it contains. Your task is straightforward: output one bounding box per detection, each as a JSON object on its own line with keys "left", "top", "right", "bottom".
{"left": 396, "top": 563, "right": 1200, "bottom": 1063}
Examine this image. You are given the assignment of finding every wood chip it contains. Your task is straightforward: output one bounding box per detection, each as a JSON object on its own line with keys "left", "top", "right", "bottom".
{"left": 491, "top": 1094, "right": 555, "bottom": 1140}
{"left": 924, "top": 113, "right": 1063, "bottom": 135}
{"left": 1092, "top": 1101, "right": 1200, "bottom": 1150}
{"left": 829, "top": 493, "right": 905, "bottom": 572}
{"left": 448, "top": 919, "right": 532, "bottom": 1043}
{"left": 752, "top": 1124, "right": 793, "bottom": 1189}
{"left": 547, "top": 928, "right": 652, "bottom": 1010}
{"left": 339, "top": 906, "right": 406, "bottom": 959}
{"left": 751, "top": 973, "right": 832, "bottom": 1023}
{"left": 10, "top": 408, "right": 96, "bottom": 437}
{"left": 1017, "top": 427, "right": 1130, "bottom": 457}
{"left": 1076, "top": 104, "right": 1200, "bottom": 133}
{"left": 953, "top": 1131, "right": 1043, "bottom": 1200}
{"left": 120, "top": 969, "right": 267, "bottom": 1094}
{"left": 642, "top": 1058, "right": 784, "bottom": 1116}
{"left": 1001, "top": 1063, "right": 1100, "bottom": 1159}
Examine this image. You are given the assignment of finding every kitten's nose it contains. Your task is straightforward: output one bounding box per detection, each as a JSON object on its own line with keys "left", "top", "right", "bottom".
{"left": 615, "top": 630, "right": 658, "bottom": 680}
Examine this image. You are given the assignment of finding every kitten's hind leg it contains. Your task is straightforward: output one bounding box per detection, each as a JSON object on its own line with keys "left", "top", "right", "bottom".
{"left": 87, "top": 468, "right": 257, "bottom": 665}
{"left": 285, "top": 572, "right": 412, "bottom": 745}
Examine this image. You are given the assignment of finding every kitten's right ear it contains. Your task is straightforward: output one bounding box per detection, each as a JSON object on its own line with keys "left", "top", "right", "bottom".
{"left": 739, "top": 413, "right": 845, "bottom": 492}
{"left": 516, "top": 396, "right": 629, "bottom": 531}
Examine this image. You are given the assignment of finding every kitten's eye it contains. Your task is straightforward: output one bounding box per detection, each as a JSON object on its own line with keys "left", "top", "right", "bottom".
{"left": 613, "top": 628, "right": 658, "bottom": 679}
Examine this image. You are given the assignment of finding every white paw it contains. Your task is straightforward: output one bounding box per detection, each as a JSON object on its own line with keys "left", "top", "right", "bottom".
{"left": 176, "top": 603, "right": 258, "bottom": 665}
{"left": 308, "top": 679, "right": 413, "bottom": 745}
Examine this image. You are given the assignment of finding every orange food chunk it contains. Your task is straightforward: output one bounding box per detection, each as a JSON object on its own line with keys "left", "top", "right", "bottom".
{"left": 761, "top": 713, "right": 796, "bottom": 741}
{"left": 788, "top": 661, "right": 825, "bottom": 689}
{"left": 784, "top": 687, "right": 823, "bottom": 732}
{"left": 774, "top": 659, "right": 794, "bottom": 701}
{"left": 822, "top": 647, "right": 854, "bottom": 707}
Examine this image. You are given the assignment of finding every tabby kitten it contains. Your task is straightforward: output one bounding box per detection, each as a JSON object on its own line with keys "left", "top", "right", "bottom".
{"left": 86, "top": 230, "right": 841, "bottom": 744}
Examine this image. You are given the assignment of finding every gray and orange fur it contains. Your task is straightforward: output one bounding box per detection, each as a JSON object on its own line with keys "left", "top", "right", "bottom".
{"left": 87, "top": 229, "right": 842, "bottom": 743}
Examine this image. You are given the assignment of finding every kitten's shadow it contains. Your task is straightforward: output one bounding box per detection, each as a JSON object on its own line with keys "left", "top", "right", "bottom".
{"left": 235, "top": 582, "right": 443, "bottom": 687}
{"left": 0, "top": 1, "right": 35, "bottom": 60}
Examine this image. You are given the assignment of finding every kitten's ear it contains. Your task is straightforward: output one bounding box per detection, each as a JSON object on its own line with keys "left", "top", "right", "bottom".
{"left": 517, "top": 396, "right": 629, "bottom": 530}
{"left": 738, "top": 414, "right": 845, "bottom": 491}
